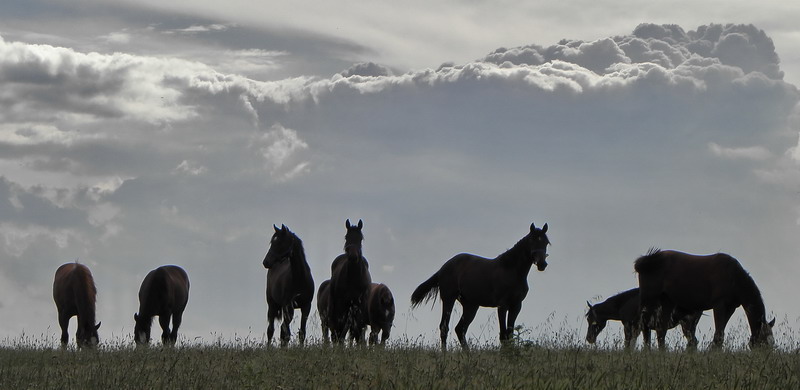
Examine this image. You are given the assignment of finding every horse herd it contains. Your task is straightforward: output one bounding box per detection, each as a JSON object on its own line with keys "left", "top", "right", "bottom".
{"left": 51, "top": 220, "right": 775, "bottom": 350}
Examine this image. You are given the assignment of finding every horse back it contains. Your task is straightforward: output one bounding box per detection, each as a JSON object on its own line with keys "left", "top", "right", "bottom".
{"left": 139, "top": 265, "right": 189, "bottom": 315}
{"left": 438, "top": 253, "right": 528, "bottom": 307}
{"left": 53, "top": 263, "right": 96, "bottom": 312}
{"left": 367, "top": 283, "right": 395, "bottom": 325}
{"left": 638, "top": 250, "right": 743, "bottom": 310}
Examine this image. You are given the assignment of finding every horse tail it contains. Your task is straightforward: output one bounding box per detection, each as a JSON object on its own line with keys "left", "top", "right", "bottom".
{"left": 634, "top": 247, "right": 663, "bottom": 274}
{"left": 410, "top": 272, "right": 439, "bottom": 309}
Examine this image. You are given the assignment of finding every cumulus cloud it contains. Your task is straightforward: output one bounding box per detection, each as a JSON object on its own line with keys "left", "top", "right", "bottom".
{"left": 709, "top": 142, "right": 772, "bottom": 161}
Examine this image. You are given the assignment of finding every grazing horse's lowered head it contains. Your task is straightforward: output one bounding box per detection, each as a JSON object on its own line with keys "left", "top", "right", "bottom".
{"left": 585, "top": 302, "right": 607, "bottom": 344}
{"left": 750, "top": 318, "right": 776, "bottom": 348}
{"left": 263, "top": 224, "right": 294, "bottom": 269}
{"left": 526, "top": 223, "right": 550, "bottom": 271}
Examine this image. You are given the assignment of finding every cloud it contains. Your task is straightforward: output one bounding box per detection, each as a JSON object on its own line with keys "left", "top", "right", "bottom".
{"left": 709, "top": 142, "right": 772, "bottom": 161}
{"left": 0, "top": 23, "right": 799, "bottom": 347}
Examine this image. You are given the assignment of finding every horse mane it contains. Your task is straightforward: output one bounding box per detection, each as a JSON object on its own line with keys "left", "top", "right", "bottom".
{"left": 495, "top": 237, "right": 530, "bottom": 265}
{"left": 633, "top": 247, "right": 662, "bottom": 274}
{"left": 735, "top": 266, "right": 767, "bottom": 319}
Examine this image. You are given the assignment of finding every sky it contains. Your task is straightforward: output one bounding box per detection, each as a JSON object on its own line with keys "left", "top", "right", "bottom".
{"left": 1, "top": 0, "right": 800, "bottom": 350}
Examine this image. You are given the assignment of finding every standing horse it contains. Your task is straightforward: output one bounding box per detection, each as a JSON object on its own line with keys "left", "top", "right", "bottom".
{"left": 133, "top": 265, "right": 190, "bottom": 346}
{"left": 585, "top": 288, "right": 702, "bottom": 349}
{"left": 411, "top": 222, "right": 550, "bottom": 350}
{"left": 317, "top": 279, "right": 331, "bottom": 344}
{"left": 328, "top": 219, "right": 372, "bottom": 344}
{"left": 366, "top": 283, "right": 395, "bottom": 346}
{"left": 53, "top": 262, "right": 101, "bottom": 348}
{"left": 263, "top": 224, "right": 315, "bottom": 346}
{"left": 635, "top": 248, "right": 775, "bottom": 348}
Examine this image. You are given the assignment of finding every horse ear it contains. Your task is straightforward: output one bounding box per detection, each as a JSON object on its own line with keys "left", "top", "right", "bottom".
{"left": 768, "top": 318, "right": 776, "bottom": 327}
{"left": 586, "top": 301, "right": 593, "bottom": 309}
{"left": 273, "top": 224, "right": 280, "bottom": 233}
{"left": 346, "top": 219, "right": 351, "bottom": 229}
{"left": 95, "top": 322, "right": 101, "bottom": 330}
{"left": 530, "top": 222, "right": 536, "bottom": 232}
{"left": 357, "top": 219, "right": 363, "bottom": 229}
{"left": 542, "top": 223, "right": 548, "bottom": 233}
{"left": 281, "top": 224, "right": 287, "bottom": 232}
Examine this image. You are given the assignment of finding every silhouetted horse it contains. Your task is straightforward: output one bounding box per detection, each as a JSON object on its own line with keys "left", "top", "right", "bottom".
{"left": 53, "top": 262, "right": 101, "bottom": 348}
{"left": 635, "top": 248, "right": 775, "bottom": 348}
{"left": 585, "top": 288, "right": 702, "bottom": 349}
{"left": 411, "top": 222, "right": 550, "bottom": 350}
{"left": 367, "top": 283, "right": 395, "bottom": 346}
{"left": 133, "top": 265, "right": 190, "bottom": 346}
{"left": 317, "top": 279, "right": 331, "bottom": 344}
{"left": 329, "top": 219, "right": 372, "bottom": 344}
{"left": 263, "top": 224, "right": 315, "bottom": 346}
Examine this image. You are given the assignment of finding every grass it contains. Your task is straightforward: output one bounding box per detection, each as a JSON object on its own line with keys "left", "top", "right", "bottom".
{"left": 2, "top": 334, "right": 800, "bottom": 390}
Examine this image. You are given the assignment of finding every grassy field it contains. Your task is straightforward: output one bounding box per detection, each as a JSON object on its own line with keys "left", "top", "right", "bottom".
{"left": 2, "top": 336, "right": 800, "bottom": 390}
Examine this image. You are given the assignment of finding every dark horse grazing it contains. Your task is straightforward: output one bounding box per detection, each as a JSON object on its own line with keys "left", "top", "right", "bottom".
{"left": 411, "top": 222, "right": 550, "bottom": 350}
{"left": 635, "top": 248, "right": 775, "bottom": 348}
{"left": 263, "top": 224, "right": 315, "bottom": 346}
{"left": 367, "top": 283, "right": 395, "bottom": 346}
{"left": 317, "top": 279, "right": 331, "bottom": 343}
{"left": 133, "top": 265, "right": 190, "bottom": 346}
{"left": 585, "top": 288, "right": 702, "bottom": 349}
{"left": 53, "top": 262, "right": 101, "bottom": 348}
{"left": 329, "top": 219, "right": 372, "bottom": 344}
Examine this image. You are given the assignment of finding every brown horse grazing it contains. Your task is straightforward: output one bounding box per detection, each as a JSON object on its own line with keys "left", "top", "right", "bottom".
{"left": 53, "top": 263, "right": 101, "bottom": 348}
{"left": 366, "top": 283, "right": 395, "bottom": 346}
{"left": 263, "top": 224, "right": 315, "bottom": 346}
{"left": 317, "top": 279, "right": 331, "bottom": 344}
{"left": 585, "top": 288, "right": 702, "bottom": 349}
{"left": 133, "top": 265, "right": 190, "bottom": 346}
{"left": 329, "top": 219, "right": 372, "bottom": 344}
{"left": 635, "top": 248, "right": 775, "bottom": 349}
{"left": 411, "top": 222, "right": 550, "bottom": 350}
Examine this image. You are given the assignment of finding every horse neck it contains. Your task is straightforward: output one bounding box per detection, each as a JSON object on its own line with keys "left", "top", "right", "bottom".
{"left": 288, "top": 236, "right": 308, "bottom": 271}
{"left": 75, "top": 273, "right": 97, "bottom": 327}
{"left": 592, "top": 300, "right": 622, "bottom": 321}
{"left": 739, "top": 274, "right": 767, "bottom": 329}
{"left": 496, "top": 239, "right": 533, "bottom": 274}
{"left": 345, "top": 252, "right": 369, "bottom": 284}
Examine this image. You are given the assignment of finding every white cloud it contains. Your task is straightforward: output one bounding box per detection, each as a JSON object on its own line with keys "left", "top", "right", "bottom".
{"left": 709, "top": 142, "right": 773, "bottom": 161}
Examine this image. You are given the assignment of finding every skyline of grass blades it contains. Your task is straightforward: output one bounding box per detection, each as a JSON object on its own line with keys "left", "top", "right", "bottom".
{"left": 2, "top": 319, "right": 800, "bottom": 389}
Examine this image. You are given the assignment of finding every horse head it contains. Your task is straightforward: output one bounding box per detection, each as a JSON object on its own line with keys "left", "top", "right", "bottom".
{"left": 264, "top": 224, "right": 295, "bottom": 268}
{"left": 527, "top": 222, "right": 550, "bottom": 271}
{"left": 750, "top": 317, "right": 776, "bottom": 348}
{"left": 133, "top": 313, "right": 151, "bottom": 345}
{"left": 344, "top": 219, "right": 364, "bottom": 260}
{"left": 584, "top": 302, "right": 606, "bottom": 344}
{"left": 77, "top": 321, "right": 101, "bottom": 348}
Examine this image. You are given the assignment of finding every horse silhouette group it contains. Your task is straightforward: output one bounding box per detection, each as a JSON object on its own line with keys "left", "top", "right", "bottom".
{"left": 53, "top": 220, "right": 774, "bottom": 351}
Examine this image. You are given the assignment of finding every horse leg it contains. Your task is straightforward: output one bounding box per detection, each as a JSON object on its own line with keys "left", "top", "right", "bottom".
{"left": 298, "top": 303, "right": 310, "bottom": 346}
{"left": 681, "top": 313, "right": 701, "bottom": 350}
{"left": 505, "top": 302, "right": 523, "bottom": 342}
{"left": 58, "top": 312, "right": 70, "bottom": 347}
{"left": 656, "top": 328, "right": 668, "bottom": 351}
{"left": 170, "top": 311, "right": 183, "bottom": 344}
{"left": 623, "top": 321, "right": 635, "bottom": 349}
{"left": 266, "top": 305, "right": 279, "bottom": 345}
{"left": 497, "top": 307, "right": 508, "bottom": 343}
{"left": 280, "top": 306, "right": 293, "bottom": 347}
{"left": 369, "top": 326, "right": 379, "bottom": 346}
{"left": 439, "top": 298, "right": 455, "bottom": 351}
{"left": 454, "top": 304, "right": 479, "bottom": 351}
{"left": 711, "top": 305, "right": 736, "bottom": 349}
{"left": 381, "top": 323, "right": 390, "bottom": 345}
{"left": 159, "top": 314, "right": 173, "bottom": 346}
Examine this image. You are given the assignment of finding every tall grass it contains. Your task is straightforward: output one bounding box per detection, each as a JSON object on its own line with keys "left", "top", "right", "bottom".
{"left": 2, "top": 327, "right": 799, "bottom": 389}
